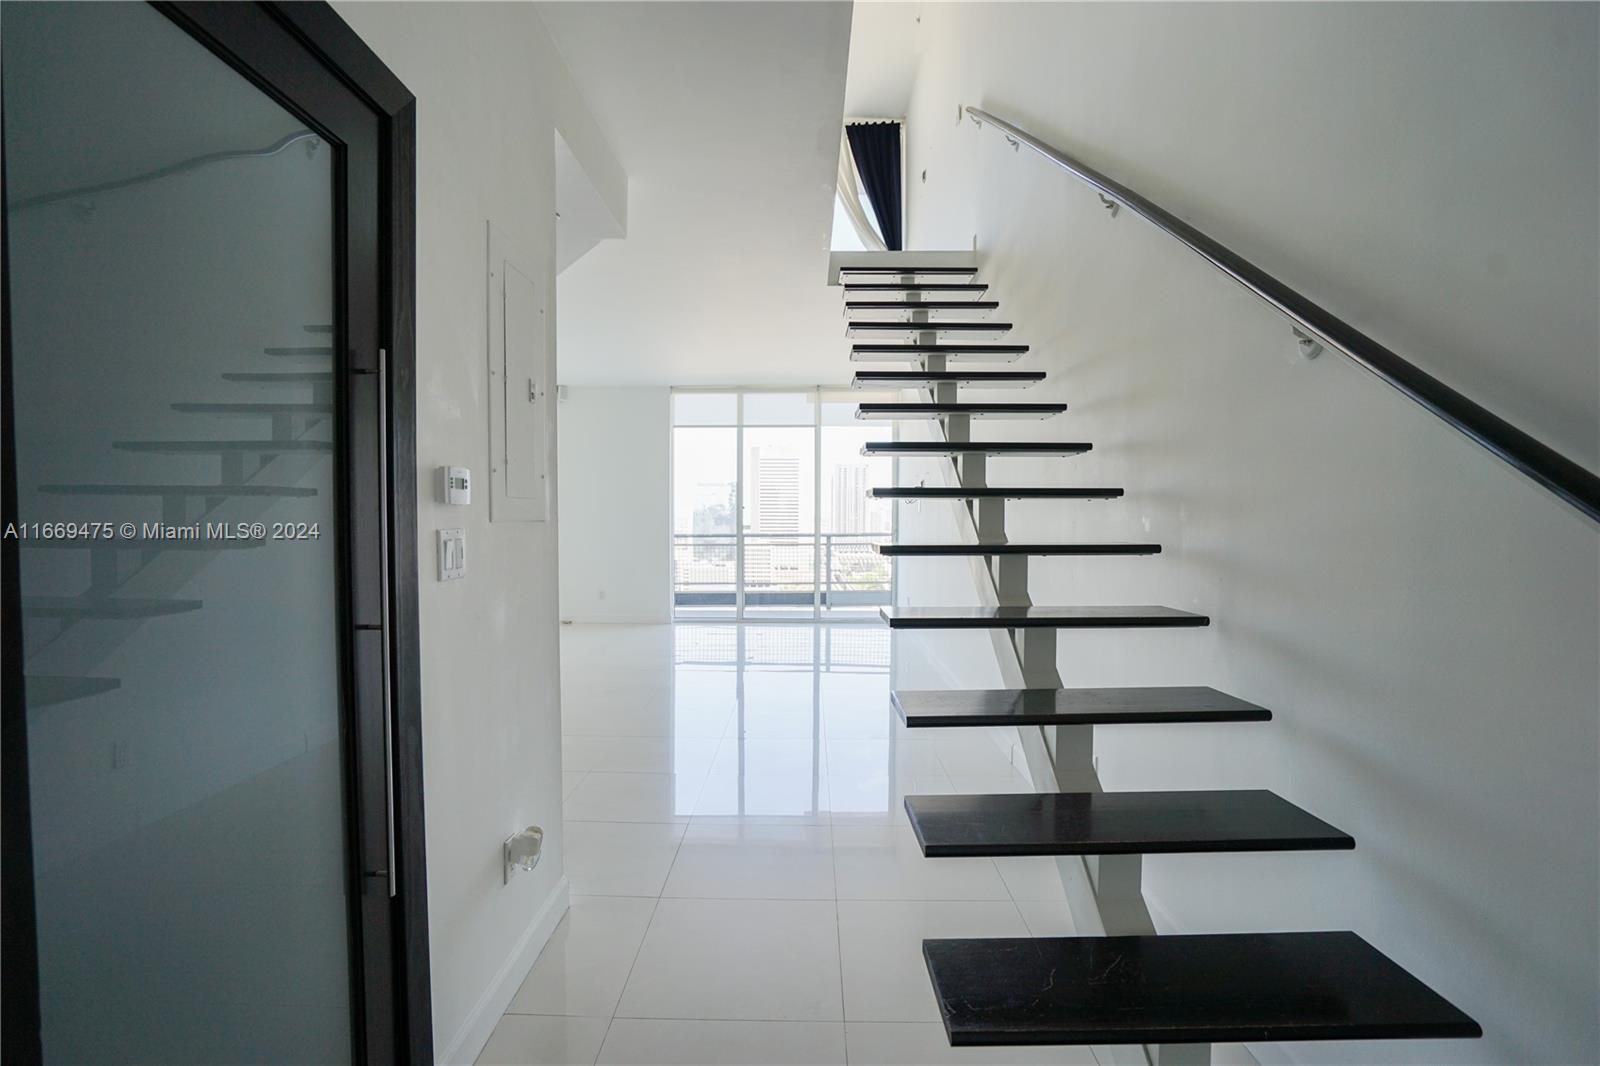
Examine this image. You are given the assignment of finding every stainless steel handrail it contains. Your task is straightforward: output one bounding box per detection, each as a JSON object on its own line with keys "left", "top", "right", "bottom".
{"left": 965, "top": 105, "right": 1600, "bottom": 523}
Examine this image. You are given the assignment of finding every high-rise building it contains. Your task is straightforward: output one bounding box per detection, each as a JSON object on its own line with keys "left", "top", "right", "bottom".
{"left": 830, "top": 463, "right": 869, "bottom": 533}
{"left": 748, "top": 448, "right": 801, "bottom": 533}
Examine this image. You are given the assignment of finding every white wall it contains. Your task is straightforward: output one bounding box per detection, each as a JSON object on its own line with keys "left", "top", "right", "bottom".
{"left": 885, "top": 4, "right": 1599, "bottom": 1064}
{"left": 330, "top": 5, "right": 622, "bottom": 1060}
{"left": 557, "top": 386, "right": 671, "bottom": 623}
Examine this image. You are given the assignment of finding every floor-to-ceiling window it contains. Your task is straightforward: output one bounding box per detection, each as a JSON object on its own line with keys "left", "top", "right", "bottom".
{"left": 671, "top": 389, "right": 893, "bottom": 620}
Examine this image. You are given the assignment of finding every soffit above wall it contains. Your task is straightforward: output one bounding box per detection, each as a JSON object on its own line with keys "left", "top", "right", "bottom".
{"left": 537, "top": 1, "right": 853, "bottom": 386}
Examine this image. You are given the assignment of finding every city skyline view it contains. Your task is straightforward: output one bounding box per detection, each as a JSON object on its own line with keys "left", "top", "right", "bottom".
{"left": 670, "top": 391, "right": 894, "bottom": 615}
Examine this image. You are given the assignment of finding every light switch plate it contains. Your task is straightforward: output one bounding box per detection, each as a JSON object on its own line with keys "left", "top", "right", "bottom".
{"left": 438, "top": 528, "right": 466, "bottom": 581}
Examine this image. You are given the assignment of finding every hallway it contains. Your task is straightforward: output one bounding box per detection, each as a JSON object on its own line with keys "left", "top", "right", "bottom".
{"left": 476, "top": 623, "right": 1086, "bottom": 1065}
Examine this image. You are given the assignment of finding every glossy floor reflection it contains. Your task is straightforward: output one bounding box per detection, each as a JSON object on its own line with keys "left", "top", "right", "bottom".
{"left": 477, "top": 623, "right": 1090, "bottom": 1066}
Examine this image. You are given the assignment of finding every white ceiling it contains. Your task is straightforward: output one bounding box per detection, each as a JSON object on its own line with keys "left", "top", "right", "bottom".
{"left": 538, "top": 1, "right": 854, "bottom": 386}
{"left": 843, "top": 2, "right": 924, "bottom": 119}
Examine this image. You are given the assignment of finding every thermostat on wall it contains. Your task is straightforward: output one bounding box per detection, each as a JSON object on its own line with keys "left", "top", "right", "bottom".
{"left": 438, "top": 466, "right": 471, "bottom": 506}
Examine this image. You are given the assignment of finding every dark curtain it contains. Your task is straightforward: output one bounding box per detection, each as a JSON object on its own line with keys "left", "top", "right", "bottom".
{"left": 846, "top": 122, "right": 903, "bottom": 251}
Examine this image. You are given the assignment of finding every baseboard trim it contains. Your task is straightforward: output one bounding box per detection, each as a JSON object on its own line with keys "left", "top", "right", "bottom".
{"left": 437, "top": 875, "right": 571, "bottom": 1065}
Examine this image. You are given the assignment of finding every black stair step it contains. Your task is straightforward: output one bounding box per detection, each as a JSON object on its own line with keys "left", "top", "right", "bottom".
{"left": 846, "top": 301, "right": 1000, "bottom": 318}
{"left": 851, "top": 344, "right": 1029, "bottom": 363}
{"left": 923, "top": 932, "right": 1481, "bottom": 1046}
{"left": 879, "top": 543, "right": 1159, "bottom": 557}
{"left": 221, "top": 371, "right": 334, "bottom": 383}
{"left": 905, "top": 789, "right": 1353, "bottom": 858}
{"left": 838, "top": 265, "right": 978, "bottom": 279}
{"left": 26, "top": 675, "right": 121, "bottom": 708}
{"left": 843, "top": 283, "right": 988, "bottom": 295}
{"left": 40, "top": 483, "right": 317, "bottom": 498}
{"left": 872, "top": 486, "right": 1121, "bottom": 500}
{"left": 857, "top": 403, "right": 1066, "bottom": 421}
{"left": 23, "top": 595, "right": 203, "bottom": 619}
{"left": 862, "top": 441, "right": 1090, "bottom": 457}
{"left": 880, "top": 605, "right": 1209, "bottom": 630}
{"left": 892, "top": 686, "right": 1269, "bottom": 727}
{"left": 848, "top": 322, "right": 1012, "bottom": 340}
{"left": 264, "top": 346, "right": 334, "bottom": 357}
{"left": 851, "top": 371, "right": 1044, "bottom": 388}
{"left": 172, "top": 402, "right": 332, "bottom": 416}
{"left": 115, "top": 439, "right": 333, "bottom": 455}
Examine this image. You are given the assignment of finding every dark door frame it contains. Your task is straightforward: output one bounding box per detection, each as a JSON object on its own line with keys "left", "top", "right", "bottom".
{"left": 0, "top": 4, "right": 429, "bottom": 1062}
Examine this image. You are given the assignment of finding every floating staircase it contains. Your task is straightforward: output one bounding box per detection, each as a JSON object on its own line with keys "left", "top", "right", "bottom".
{"left": 839, "top": 260, "right": 1479, "bottom": 1062}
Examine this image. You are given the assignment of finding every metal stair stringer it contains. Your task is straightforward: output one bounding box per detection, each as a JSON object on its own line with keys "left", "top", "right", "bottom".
{"left": 911, "top": 358, "right": 1157, "bottom": 1054}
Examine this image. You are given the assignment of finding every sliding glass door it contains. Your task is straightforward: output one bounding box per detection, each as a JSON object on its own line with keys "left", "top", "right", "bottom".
{"left": 671, "top": 390, "right": 893, "bottom": 620}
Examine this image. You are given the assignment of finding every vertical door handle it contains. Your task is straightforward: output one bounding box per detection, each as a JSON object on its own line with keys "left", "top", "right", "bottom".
{"left": 377, "top": 348, "right": 397, "bottom": 898}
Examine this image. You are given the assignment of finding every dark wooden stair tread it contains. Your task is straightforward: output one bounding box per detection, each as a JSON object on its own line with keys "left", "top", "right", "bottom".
{"left": 851, "top": 371, "right": 1044, "bottom": 388}
{"left": 862, "top": 441, "right": 1090, "bottom": 456}
{"left": 892, "top": 686, "right": 1269, "bottom": 727}
{"left": 846, "top": 300, "right": 1000, "bottom": 312}
{"left": 856, "top": 403, "right": 1067, "bottom": 420}
{"left": 871, "top": 486, "right": 1120, "bottom": 500}
{"left": 40, "top": 483, "right": 317, "bottom": 498}
{"left": 904, "top": 789, "right": 1353, "bottom": 857}
{"left": 843, "top": 283, "right": 988, "bottom": 294}
{"left": 838, "top": 265, "right": 978, "bottom": 277}
{"left": 848, "top": 322, "right": 1012, "bottom": 339}
{"left": 923, "top": 932, "right": 1481, "bottom": 1046}
{"left": 879, "top": 543, "right": 1159, "bottom": 556}
{"left": 851, "top": 344, "right": 1029, "bottom": 363}
{"left": 880, "top": 605, "right": 1209, "bottom": 629}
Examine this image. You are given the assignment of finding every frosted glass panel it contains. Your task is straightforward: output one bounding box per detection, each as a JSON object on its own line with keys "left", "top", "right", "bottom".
{"left": 4, "top": 4, "right": 352, "bottom": 1062}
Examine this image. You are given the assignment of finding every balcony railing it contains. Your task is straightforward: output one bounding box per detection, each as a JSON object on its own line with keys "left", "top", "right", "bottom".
{"left": 672, "top": 532, "right": 893, "bottom": 611}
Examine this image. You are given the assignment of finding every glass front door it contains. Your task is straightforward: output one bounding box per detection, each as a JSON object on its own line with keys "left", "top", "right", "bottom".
{"left": 4, "top": 4, "right": 394, "bottom": 1061}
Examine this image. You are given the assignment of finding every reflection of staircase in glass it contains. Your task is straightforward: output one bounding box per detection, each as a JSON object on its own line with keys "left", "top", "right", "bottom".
{"left": 21, "top": 325, "right": 335, "bottom": 703}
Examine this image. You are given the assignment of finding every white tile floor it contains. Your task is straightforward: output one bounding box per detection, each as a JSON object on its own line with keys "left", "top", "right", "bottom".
{"left": 476, "top": 623, "right": 1094, "bottom": 1066}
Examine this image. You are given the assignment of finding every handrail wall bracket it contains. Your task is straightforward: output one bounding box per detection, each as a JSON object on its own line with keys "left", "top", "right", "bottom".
{"left": 962, "top": 105, "right": 1600, "bottom": 523}
{"left": 1292, "top": 327, "right": 1324, "bottom": 360}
